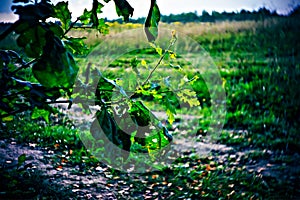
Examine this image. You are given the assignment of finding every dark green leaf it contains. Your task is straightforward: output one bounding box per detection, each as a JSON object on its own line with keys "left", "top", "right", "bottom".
{"left": 16, "top": 25, "right": 47, "bottom": 58}
{"left": 32, "top": 35, "right": 78, "bottom": 88}
{"left": 113, "top": 0, "right": 134, "bottom": 22}
{"left": 91, "top": 108, "right": 131, "bottom": 158}
{"left": 79, "top": 1, "right": 105, "bottom": 30}
{"left": 48, "top": 22, "right": 64, "bottom": 37}
{"left": 93, "top": 109, "right": 113, "bottom": 141}
{"left": 18, "top": 154, "right": 26, "bottom": 167}
{"left": 95, "top": 71, "right": 128, "bottom": 106}
{"left": 145, "top": 0, "right": 160, "bottom": 42}
{"left": 12, "top": 2, "right": 53, "bottom": 21}
{"left": 129, "top": 100, "right": 151, "bottom": 126}
{"left": 117, "top": 128, "right": 131, "bottom": 155}
{"left": 14, "top": 20, "right": 31, "bottom": 34}
{"left": 96, "top": 78, "right": 115, "bottom": 104}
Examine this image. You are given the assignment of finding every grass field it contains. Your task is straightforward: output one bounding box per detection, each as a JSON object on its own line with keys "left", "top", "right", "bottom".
{"left": 71, "top": 17, "right": 300, "bottom": 151}
{"left": 1, "top": 16, "right": 300, "bottom": 199}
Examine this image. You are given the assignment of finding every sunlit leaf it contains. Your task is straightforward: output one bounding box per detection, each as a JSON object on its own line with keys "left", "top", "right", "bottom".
{"left": 166, "top": 109, "right": 175, "bottom": 124}
{"left": 177, "top": 89, "right": 200, "bottom": 107}
{"left": 31, "top": 107, "right": 50, "bottom": 123}
{"left": 141, "top": 59, "right": 147, "bottom": 66}
{"left": 53, "top": 1, "right": 71, "bottom": 31}
{"left": 79, "top": 9, "right": 92, "bottom": 24}
{"left": 2, "top": 115, "right": 14, "bottom": 122}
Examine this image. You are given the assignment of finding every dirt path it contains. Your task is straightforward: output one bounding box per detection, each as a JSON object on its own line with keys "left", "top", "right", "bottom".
{"left": 1, "top": 106, "right": 300, "bottom": 199}
{"left": 0, "top": 138, "right": 116, "bottom": 199}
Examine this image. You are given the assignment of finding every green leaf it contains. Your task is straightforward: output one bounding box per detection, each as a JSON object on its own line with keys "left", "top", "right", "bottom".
{"left": 32, "top": 35, "right": 78, "bottom": 88}
{"left": 2, "top": 115, "right": 14, "bottom": 122}
{"left": 162, "top": 94, "right": 178, "bottom": 115}
{"left": 113, "top": 0, "right": 134, "bottom": 22}
{"left": 93, "top": 109, "right": 113, "bottom": 141}
{"left": 64, "top": 37, "right": 89, "bottom": 56}
{"left": 53, "top": 1, "right": 71, "bottom": 31}
{"left": 145, "top": 0, "right": 160, "bottom": 42}
{"left": 130, "top": 57, "right": 140, "bottom": 75}
{"left": 144, "top": 126, "right": 172, "bottom": 151}
{"left": 16, "top": 25, "right": 47, "bottom": 58}
{"left": 177, "top": 89, "right": 200, "bottom": 107}
{"left": 48, "top": 22, "right": 64, "bottom": 37}
{"left": 79, "top": 9, "right": 92, "bottom": 24}
{"left": 166, "top": 109, "right": 175, "bottom": 124}
{"left": 129, "top": 101, "right": 151, "bottom": 127}
{"left": 18, "top": 154, "right": 26, "bottom": 167}
{"left": 91, "top": 108, "right": 132, "bottom": 159}
{"left": 97, "top": 18, "right": 109, "bottom": 34}
{"left": 95, "top": 71, "right": 128, "bottom": 103}
{"left": 79, "top": 0, "right": 107, "bottom": 34}
{"left": 31, "top": 107, "right": 50, "bottom": 123}
{"left": 96, "top": 1, "right": 104, "bottom": 13}
{"left": 12, "top": 2, "right": 53, "bottom": 21}
{"left": 14, "top": 21, "right": 31, "bottom": 34}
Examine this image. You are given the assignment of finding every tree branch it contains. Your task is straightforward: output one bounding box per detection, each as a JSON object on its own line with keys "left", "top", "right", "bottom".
{"left": 63, "top": 17, "right": 80, "bottom": 37}
{"left": 12, "top": 59, "right": 37, "bottom": 74}
{"left": 0, "top": 20, "right": 21, "bottom": 41}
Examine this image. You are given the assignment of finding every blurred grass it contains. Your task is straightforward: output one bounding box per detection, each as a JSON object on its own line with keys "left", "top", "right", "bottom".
{"left": 70, "top": 17, "right": 300, "bottom": 153}
{"left": 1, "top": 16, "right": 300, "bottom": 199}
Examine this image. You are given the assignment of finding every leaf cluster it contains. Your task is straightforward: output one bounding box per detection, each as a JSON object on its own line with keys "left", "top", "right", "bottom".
{"left": 0, "top": 0, "right": 182, "bottom": 159}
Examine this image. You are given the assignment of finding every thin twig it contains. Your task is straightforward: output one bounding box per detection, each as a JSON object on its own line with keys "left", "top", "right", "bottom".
{"left": 12, "top": 59, "right": 37, "bottom": 74}
{"left": 45, "top": 100, "right": 72, "bottom": 104}
{"left": 63, "top": 17, "right": 80, "bottom": 37}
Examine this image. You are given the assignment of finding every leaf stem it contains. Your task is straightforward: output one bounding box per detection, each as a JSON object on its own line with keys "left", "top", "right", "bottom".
{"left": 141, "top": 38, "right": 177, "bottom": 87}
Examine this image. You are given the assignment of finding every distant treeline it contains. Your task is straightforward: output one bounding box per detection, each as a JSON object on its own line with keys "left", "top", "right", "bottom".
{"left": 1, "top": 5, "right": 300, "bottom": 29}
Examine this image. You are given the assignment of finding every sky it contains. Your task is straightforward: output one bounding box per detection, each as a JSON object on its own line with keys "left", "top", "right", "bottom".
{"left": 0, "top": 0, "right": 299, "bottom": 22}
